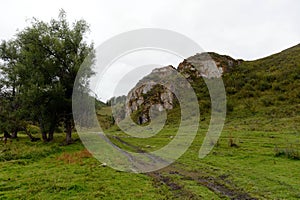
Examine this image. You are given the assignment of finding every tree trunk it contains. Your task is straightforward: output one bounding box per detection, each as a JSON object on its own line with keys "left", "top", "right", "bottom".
{"left": 41, "top": 131, "right": 48, "bottom": 142}
{"left": 65, "top": 120, "right": 73, "bottom": 144}
{"left": 48, "top": 130, "right": 54, "bottom": 142}
{"left": 26, "top": 130, "right": 34, "bottom": 140}
{"left": 48, "top": 123, "right": 55, "bottom": 142}
{"left": 4, "top": 131, "right": 11, "bottom": 138}
{"left": 65, "top": 128, "right": 72, "bottom": 144}
{"left": 11, "top": 130, "right": 18, "bottom": 138}
{"left": 39, "top": 117, "right": 48, "bottom": 142}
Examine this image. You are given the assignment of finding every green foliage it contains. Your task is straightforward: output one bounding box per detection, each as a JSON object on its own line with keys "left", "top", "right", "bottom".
{"left": 26, "top": 124, "right": 40, "bottom": 135}
{"left": 260, "top": 96, "right": 274, "bottom": 107}
{"left": 0, "top": 10, "right": 94, "bottom": 142}
{"left": 226, "top": 100, "right": 234, "bottom": 113}
{"left": 256, "top": 80, "right": 272, "bottom": 91}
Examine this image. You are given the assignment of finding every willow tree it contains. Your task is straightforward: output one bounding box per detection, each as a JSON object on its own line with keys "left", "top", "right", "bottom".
{"left": 0, "top": 10, "right": 95, "bottom": 143}
{"left": 0, "top": 40, "right": 25, "bottom": 138}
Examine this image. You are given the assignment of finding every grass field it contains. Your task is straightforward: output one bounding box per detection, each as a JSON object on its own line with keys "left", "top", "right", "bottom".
{"left": 0, "top": 134, "right": 172, "bottom": 199}
{"left": 1, "top": 118, "right": 299, "bottom": 199}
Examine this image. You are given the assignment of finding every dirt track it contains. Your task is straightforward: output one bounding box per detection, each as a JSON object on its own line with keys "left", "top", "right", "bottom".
{"left": 113, "top": 136, "right": 257, "bottom": 200}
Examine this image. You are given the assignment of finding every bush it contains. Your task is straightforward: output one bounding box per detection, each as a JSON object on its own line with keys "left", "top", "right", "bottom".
{"left": 257, "top": 81, "right": 272, "bottom": 91}
{"left": 237, "top": 90, "right": 256, "bottom": 99}
{"left": 228, "top": 133, "right": 238, "bottom": 147}
{"left": 243, "top": 99, "right": 257, "bottom": 113}
{"left": 27, "top": 125, "right": 40, "bottom": 134}
{"left": 274, "top": 145, "right": 300, "bottom": 160}
{"left": 226, "top": 101, "right": 234, "bottom": 113}
{"left": 261, "top": 97, "right": 274, "bottom": 107}
{"left": 272, "top": 83, "right": 286, "bottom": 92}
{"left": 277, "top": 95, "right": 286, "bottom": 101}
{"left": 226, "top": 87, "right": 237, "bottom": 95}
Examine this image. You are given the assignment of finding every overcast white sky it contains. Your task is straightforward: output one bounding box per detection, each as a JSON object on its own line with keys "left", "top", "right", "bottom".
{"left": 1, "top": 0, "right": 300, "bottom": 59}
{"left": 1, "top": 0, "right": 299, "bottom": 100}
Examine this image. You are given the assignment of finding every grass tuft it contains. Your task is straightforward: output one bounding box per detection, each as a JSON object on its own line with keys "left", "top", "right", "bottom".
{"left": 56, "top": 149, "right": 92, "bottom": 164}
{"left": 274, "top": 144, "right": 300, "bottom": 160}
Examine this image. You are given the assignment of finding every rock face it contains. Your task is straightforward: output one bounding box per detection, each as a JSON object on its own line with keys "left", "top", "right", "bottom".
{"left": 125, "top": 65, "right": 176, "bottom": 124}
{"left": 115, "top": 52, "right": 241, "bottom": 124}
{"left": 178, "top": 53, "right": 223, "bottom": 79}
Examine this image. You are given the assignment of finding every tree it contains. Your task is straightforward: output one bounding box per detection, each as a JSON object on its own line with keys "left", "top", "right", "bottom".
{"left": 0, "top": 10, "right": 95, "bottom": 143}
{"left": 0, "top": 40, "right": 26, "bottom": 138}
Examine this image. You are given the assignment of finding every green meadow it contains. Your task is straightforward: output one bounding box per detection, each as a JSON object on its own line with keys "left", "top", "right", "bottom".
{"left": 1, "top": 116, "right": 299, "bottom": 199}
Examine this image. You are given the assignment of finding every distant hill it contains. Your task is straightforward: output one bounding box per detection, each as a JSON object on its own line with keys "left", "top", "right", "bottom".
{"left": 103, "top": 44, "right": 300, "bottom": 131}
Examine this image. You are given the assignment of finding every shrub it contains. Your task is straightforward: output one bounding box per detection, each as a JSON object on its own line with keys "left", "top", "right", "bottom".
{"left": 261, "top": 97, "right": 274, "bottom": 107}
{"left": 257, "top": 80, "right": 272, "bottom": 91}
{"left": 272, "top": 83, "right": 286, "bottom": 92}
{"left": 228, "top": 134, "right": 238, "bottom": 148}
{"left": 226, "top": 87, "right": 237, "bottom": 95}
{"left": 237, "top": 90, "right": 256, "bottom": 99}
{"left": 226, "top": 100, "right": 234, "bottom": 113}
{"left": 243, "top": 99, "right": 257, "bottom": 113}
{"left": 276, "top": 95, "right": 286, "bottom": 101}
{"left": 274, "top": 145, "right": 300, "bottom": 160}
{"left": 27, "top": 125, "right": 40, "bottom": 134}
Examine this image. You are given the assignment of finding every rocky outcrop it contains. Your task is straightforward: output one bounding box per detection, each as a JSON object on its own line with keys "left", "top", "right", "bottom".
{"left": 125, "top": 65, "right": 176, "bottom": 124}
{"left": 178, "top": 53, "right": 223, "bottom": 79}
{"left": 115, "top": 52, "right": 240, "bottom": 124}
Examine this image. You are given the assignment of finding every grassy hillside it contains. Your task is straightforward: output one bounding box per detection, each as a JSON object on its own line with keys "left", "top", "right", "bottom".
{"left": 164, "top": 43, "right": 300, "bottom": 131}
{"left": 225, "top": 44, "right": 300, "bottom": 109}
{"left": 223, "top": 44, "right": 300, "bottom": 132}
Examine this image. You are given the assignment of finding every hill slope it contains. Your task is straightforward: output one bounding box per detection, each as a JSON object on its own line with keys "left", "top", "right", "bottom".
{"left": 107, "top": 43, "right": 300, "bottom": 131}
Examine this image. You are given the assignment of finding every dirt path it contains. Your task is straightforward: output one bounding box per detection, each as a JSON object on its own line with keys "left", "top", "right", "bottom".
{"left": 154, "top": 166, "right": 257, "bottom": 200}
{"left": 112, "top": 135, "right": 258, "bottom": 200}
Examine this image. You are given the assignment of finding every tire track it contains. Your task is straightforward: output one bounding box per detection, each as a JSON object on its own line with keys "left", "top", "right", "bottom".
{"left": 112, "top": 135, "right": 258, "bottom": 200}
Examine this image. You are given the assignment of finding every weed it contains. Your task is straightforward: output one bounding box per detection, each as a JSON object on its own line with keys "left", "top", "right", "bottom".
{"left": 274, "top": 144, "right": 300, "bottom": 160}
{"left": 56, "top": 149, "right": 92, "bottom": 164}
{"left": 228, "top": 133, "right": 238, "bottom": 148}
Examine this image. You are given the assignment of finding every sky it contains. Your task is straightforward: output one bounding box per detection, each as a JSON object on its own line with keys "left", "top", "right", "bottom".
{"left": 1, "top": 0, "right": 299, "bottom": 100}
